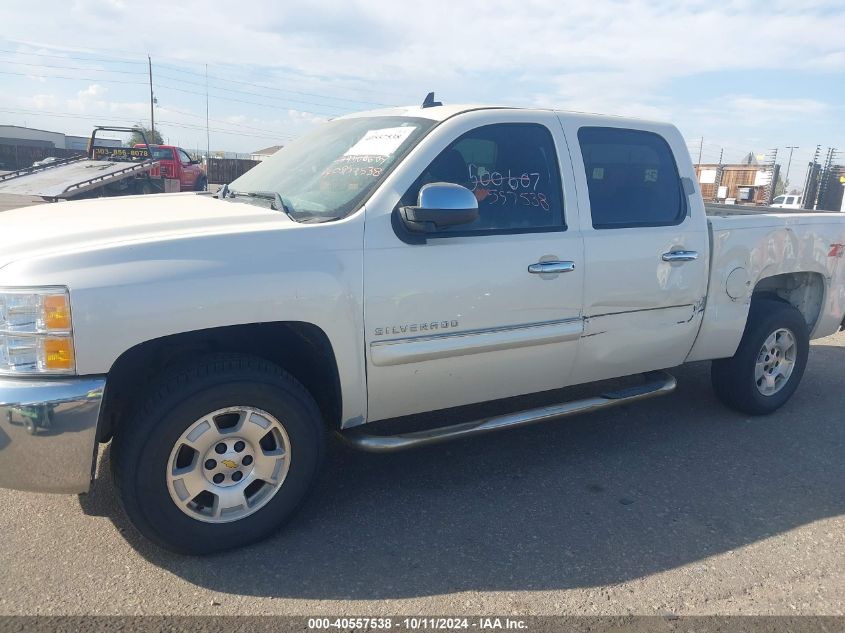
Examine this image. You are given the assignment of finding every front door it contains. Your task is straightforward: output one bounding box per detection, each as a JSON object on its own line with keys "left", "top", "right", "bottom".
{"left": 178, "top": 149, "right": 199, "bottom": 191}
{"left": 363, "top": 111, "right": 584, "bottom": 422}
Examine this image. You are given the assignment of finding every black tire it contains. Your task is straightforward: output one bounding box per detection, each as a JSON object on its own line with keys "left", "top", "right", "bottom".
{"left": 195, "top": 175, "right": 208, "bottom": 191}
{"left": 135, "top": 180, "right": 154, "bottom": 195}
{"left": 111, "top": 354, "right": 326, "bottom": 554}
{"left": 711, "top": 298, "right": 809, "bottom": 415}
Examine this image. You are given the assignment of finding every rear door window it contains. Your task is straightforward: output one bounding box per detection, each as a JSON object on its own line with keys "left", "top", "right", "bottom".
{"left": 151, "top": 147, "right": 175, "bottom": 161}
{"left": 578, "top": 127, "right": 686, "bottom": 229}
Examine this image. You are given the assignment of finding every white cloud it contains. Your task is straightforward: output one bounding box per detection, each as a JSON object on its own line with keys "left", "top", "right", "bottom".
{"left": 0, "top": 0, "right": 842, "bottom": 152}
{"left": 82, "top": 84, "right": 105, "bottom": 97}
{"left": 22, "top": 93, "right": 58, "bottom": 110}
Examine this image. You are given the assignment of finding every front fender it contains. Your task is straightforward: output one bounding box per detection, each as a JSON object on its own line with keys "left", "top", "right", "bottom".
{"left": 0, "top": 217, "right": 367, "bottom": 427}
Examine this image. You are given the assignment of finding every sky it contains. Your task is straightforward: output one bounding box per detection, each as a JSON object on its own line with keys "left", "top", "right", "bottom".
{"left": 1, "top": 0, "right": 843, "bottom": 189}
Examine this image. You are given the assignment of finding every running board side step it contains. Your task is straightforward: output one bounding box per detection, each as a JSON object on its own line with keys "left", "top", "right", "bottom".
{"left": 339, "top": 371, "right": 676, "bottom": 453}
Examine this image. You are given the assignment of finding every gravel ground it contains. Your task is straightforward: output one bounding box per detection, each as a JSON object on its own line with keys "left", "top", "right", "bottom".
{"left": 0, "top": 332, "right": 843, "bottom": 616}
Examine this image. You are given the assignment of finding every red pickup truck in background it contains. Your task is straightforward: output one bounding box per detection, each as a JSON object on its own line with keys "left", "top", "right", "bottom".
{"left": 133, "top": 144, "right": 207, "bottom": 191}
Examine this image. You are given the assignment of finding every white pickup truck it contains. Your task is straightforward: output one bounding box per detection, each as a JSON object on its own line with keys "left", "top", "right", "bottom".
{"left": 2, "top": 101, "right": 845, "bottom": 554}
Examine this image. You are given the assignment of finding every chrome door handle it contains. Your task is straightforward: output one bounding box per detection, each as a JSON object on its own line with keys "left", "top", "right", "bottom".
{"left": 528, "top": 261, "right": 576, "bottom": 274}
{"left": 662, "top": 250, "right": 698, "bottom": 262}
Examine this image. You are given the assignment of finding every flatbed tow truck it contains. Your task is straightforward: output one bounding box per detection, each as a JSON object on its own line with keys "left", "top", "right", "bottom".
{"left": 0, "top": 126, "right": 163, "bottom": 202}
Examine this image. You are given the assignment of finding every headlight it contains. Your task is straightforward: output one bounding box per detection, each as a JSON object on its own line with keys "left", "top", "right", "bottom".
{"left": 0, "top": 287, "right": 75, "bottom": 375}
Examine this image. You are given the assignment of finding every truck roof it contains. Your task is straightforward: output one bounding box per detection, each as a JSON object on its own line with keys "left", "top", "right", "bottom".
{"left": 340, "top": 103, "right": 673, "bottom": 130}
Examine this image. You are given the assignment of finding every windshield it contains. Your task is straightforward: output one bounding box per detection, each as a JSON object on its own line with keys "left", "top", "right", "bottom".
{"left": 227, "top": 116, "right": 436, "bottom": 221}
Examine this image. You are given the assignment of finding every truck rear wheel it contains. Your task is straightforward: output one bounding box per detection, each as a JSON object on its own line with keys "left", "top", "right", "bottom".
{"left": 711, "top": 299, "right": 809, "bottom": 415}
{"left": 111, "top": 354, "right": 325, "bottom": 554}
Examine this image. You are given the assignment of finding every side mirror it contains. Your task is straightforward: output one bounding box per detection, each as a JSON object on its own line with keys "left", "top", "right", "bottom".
{"left": 399, "top": 183, "right": 479, "bottom": 233}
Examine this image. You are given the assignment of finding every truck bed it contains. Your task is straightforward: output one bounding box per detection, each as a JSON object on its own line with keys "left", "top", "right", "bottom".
{"left": 705, "top": 203, "right": 842, "bottom": 216}
{"left": 0, "top": 157, "right": 157, "bottom": 199}
{"left": 689, "top": 204, "right": 845, "bottom": 365}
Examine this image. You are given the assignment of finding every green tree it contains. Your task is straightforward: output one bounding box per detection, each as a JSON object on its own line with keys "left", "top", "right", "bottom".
{"left": 774, "top": 173, "right": 788, "bottom": 197}
{"left": 128, "top": 124, "right": 163, "bottom": 146}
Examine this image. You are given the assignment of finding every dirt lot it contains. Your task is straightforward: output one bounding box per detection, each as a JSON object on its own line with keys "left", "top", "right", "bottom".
{"left": 0, "top": 332, "right": 843, "bottom": 616}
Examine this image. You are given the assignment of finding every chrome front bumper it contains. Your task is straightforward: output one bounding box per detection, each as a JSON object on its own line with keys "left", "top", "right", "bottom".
{"left": 0, "top": 376, "right": 106, "bottom": 494}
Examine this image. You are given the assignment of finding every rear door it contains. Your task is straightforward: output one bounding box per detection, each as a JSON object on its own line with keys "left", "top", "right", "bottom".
{"left": 363, "top": 110, "right": 584, "bottom": 421}
{"left": 559, "top": 118, "right": 709, "bottom": 384}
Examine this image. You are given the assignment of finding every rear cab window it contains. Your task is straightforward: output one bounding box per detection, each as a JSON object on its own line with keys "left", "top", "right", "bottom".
{"left": 400, "top": 123, "right": 565, "bottom": 235}
{"left": 577, "top": 127, "right": 686, "bottom": 229}
{"left": 150, "top": 147, "right": 175, "bottom": 161}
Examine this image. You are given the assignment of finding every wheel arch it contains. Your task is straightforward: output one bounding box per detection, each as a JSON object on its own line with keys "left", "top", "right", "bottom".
{"left": 99, "top": 321, "right": 342, "bottom": 441}
{"left": 751, "top": 271, "right": 826, "bottom": 335}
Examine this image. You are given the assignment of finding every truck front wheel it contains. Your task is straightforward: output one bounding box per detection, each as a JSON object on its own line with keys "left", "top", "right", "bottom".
{"left": 711, "top": 299, "right": 809, "bottom": 415}
{"left": 111, "top": 354, "right": 325, "bottom": 554}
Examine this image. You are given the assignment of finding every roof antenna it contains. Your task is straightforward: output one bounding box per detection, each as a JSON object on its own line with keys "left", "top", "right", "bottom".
{"left": 421, "top": 92, "right": 442, "bottom": 108}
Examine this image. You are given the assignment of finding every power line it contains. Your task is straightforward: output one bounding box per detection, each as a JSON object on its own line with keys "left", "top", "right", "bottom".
{"left": 0, "top": 68, "right": 147, "bottom": 86}
{"left": 153, "top": 82, "right": 345, "bottom": 116}
{"left": 154, "top": 66, "right": 396, "bottom": 107}
{"left": 0, "top": 107, "right": 296, "bottom": 141}
{"left": 0, "top": 47, "right": 148, "bottom": 65}
{"left": 157, "top": 106, "right": 296, "bottom": 138}
{"left": 1, "top": 56, "right": 394, "bottom": 110}
{"left": 154, "top": 78, "right": 357, "bottom": 113}
{"left": 0, "top": 64, "right": 355, "bottom": 116}
{"left": 0, "top": 68, "right": 347, "bottom": 117}
{"left": 156, "top": 120, "right": 287, "bottom": 141}
{"left": 0, "top": 44, "right": 412, "bottom": 102}
{"left": 0, "top": 58, "right": 148, "bottom": 75}
{"left": 0, "top": 104, "right": 295, "bottom": 137}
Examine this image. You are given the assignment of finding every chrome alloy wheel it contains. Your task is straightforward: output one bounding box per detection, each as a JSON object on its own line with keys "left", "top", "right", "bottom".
{"left": 166, "top": 406, "right": 291, "bottom": 523}
{"left": 754, "top": 328, "right": 797, "bottom": 396}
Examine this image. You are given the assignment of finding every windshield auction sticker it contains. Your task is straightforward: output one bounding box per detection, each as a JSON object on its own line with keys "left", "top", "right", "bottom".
{"left": 344, "top": 126, "right": 416, "bottom": 157}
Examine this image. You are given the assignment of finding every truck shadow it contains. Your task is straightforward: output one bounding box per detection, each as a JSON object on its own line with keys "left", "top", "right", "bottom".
{"left": 80, "top": 345, "right": 845, "bottom": 600}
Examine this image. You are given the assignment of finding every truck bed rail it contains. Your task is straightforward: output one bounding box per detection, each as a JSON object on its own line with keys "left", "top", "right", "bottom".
{"left": 0, "top": 154, "right": 87, "bottom": 183}
{"left": 705, "top": 203, "right": 842, "bottom": 216}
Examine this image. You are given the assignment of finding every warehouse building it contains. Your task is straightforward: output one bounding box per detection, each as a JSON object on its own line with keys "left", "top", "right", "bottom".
{"left": 0, "top": 125, "right": 121, "bottom": 150}
{"left": 695, "top": 161, "right": 781, "bottom": 206}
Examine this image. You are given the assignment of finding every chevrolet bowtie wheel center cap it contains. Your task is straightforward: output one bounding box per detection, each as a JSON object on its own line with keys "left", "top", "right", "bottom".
{"left": 202, "top": 437, "right": 254, "bottom": 487}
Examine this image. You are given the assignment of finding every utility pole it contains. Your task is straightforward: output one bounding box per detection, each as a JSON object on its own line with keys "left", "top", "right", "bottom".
{"left": 148, "top": 55, "right": 155, "bottom": 142}
{"left": 784, "top": 146, "right": 798, "bottom": 191}
{"left": 697, "top": 137, "right": 704, "bottom": 167}
{"left": 205, "top": 64, "right": 211, "bottom": 158}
